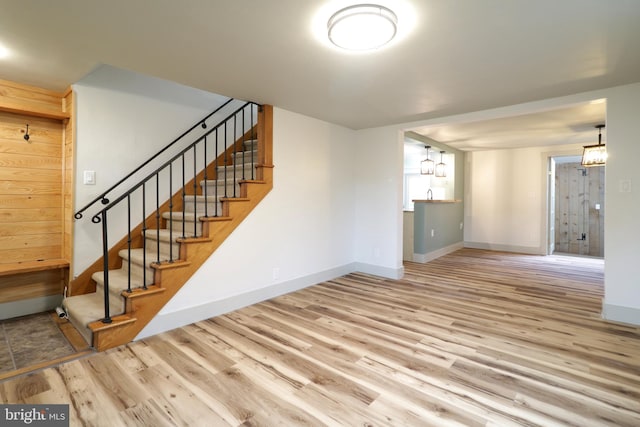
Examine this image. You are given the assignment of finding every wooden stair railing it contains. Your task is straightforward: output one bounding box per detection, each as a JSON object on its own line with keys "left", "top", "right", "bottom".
{"left": 67, "top": 105, "right": 273, "bottom": 351}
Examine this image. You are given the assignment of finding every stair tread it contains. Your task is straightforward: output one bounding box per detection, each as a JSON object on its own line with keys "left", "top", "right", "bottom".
{"left": 144, "top": 228, "right": 196, "bottom": 241}
{"left": 92, "top": 268, "right": 148, "bottom": 293}
{"left": 183, "top": 194, "right": 225, "bottom": 201}
{"left": 63, "top": 291, "right": 126, "bottom": 346}
{"left": 119, "top": 247, "right": 178, "bottom": 265}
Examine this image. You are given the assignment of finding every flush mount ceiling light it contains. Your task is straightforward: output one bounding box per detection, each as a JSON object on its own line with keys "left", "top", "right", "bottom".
{"left": 581, "top": 124, "right": 607, "bottom": 167}
{"left": 327, "top": 4, "right": 398, "bottom": 50}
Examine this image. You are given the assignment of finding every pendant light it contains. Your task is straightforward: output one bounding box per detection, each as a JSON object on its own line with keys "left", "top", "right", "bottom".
{"left": 435, "top": 151, "right": 446, "bottom": 177}
{"left": 420, "top": 145, "right": 434, "bottom": 175}
{"left": 581, "top": 124, "right": 606, "bottom": 167}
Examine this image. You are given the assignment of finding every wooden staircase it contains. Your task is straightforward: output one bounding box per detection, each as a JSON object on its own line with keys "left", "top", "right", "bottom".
{"left": 63, "top": 105, "right": 273, "bottom": 351}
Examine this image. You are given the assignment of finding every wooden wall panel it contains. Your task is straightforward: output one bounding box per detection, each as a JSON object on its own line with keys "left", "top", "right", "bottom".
{"left": 0, "top": 81, "right": 70, "bottom": 314}
{"left": 0, "top": 79, "right": 68, "bottom": 120}
{"left": 0, "top": 110, "right": 63, "bottom": 265}
{"left": 0, "top": 270, "right": 64, "bottom": 303}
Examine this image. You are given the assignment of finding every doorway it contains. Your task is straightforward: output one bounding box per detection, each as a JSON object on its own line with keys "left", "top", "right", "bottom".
{"left": 552, "top": 157, "right": 604, "bottom": 257}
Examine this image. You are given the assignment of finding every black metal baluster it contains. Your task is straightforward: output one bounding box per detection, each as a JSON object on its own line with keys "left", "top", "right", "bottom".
{"left": 181, "top": 154, "right": 186, "bottom": 238}
{"left": 101, "top": 211, "right": 112, "bottom": 324}
{"left": 142, "top": 183, "right": 147, "bottom": 290}
{"left": 223, "top": 122, "right": 228, "bottom": 198}
{"left": 233, "top": 115, "right": 238, "bottom": 196}
{"left": 192, "top": 145, "right": 198, "bottom": 237}
{"left": 169, "top": 162, "right": 174, "bottom": 262}
{"left": 126, "top": 194, "right": 132, "bottom": 293}
{"left": 203, "top": 135, "right": 208, "bottom": 218}
{"left": 242, "top": 108, "right": 246, "bottom": 179}
{"left": 252, "top": 104, "right": 256, "bottom": 180}
{"left": 214, "top": 129, "right": 219, "bottom": 216}
{"left": 155, "top": 173, "right": 160, "bottom": 264}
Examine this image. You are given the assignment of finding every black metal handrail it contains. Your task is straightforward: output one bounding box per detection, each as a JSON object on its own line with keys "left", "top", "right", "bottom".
{"left": 94, "top": 101, "right": 260, "bottom": 323}
{"left": 74, "top": 98, "right": 235, "bottom": 220}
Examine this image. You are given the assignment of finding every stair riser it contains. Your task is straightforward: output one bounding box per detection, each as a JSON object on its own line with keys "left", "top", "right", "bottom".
{"left": 94, "top": 270, "right": 148, "bottom": 296}
{"left": 183, "top": 200, "right": 223, "bottom": 214}
{"left": 90, "top": 274, "right": 129, "bottom": 311}
{"left": 94, "top": 288, "right": 126, "bottom": 316}
{"left": 166, "top": 219, "right": 203, "bottom": 236}
{"left": 215, "top": 166, "right": 255, "bottom": 181}
{"left": 199, "top": 180, "right": 240, "bottom": 195}
{"left": 121, "top": 261, "right": 156, "bottom": 285}
{"left": 144, "top": 238, "right": 181, "bottom": 259}
{"left": 200, "top": 185, "right": 241, "bottom": 198}
{"left": 231, "top": 151, "right": 258, "bottom": 164}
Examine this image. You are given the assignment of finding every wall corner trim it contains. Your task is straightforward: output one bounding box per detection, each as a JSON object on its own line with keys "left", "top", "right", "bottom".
{"left": 354, "top": 262, "right": 404, "bottom": 279}
{"left": 602, "top": 302, "right": 640, "bottom": 327}
{"left": 414, "top": 242, "right": 464, "bottom": 263}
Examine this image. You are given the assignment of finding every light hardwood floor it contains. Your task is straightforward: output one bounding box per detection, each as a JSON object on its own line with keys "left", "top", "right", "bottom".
{"left": 1, "top": 249, "right": 639, "bottom": 426}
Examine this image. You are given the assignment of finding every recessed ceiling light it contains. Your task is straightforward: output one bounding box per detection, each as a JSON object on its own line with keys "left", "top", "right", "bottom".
{"left": 0, "top": 44, "right": 10, "bottom": 59}
{"left": 327, "top": 4, "right": 398, "bottom": 51}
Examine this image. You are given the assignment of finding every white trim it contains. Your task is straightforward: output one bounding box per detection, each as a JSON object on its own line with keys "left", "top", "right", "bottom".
{"left": 355, "top": 262, "right": 404, "bottom": 279}
{"left": 464, "top": 241, "right": 544, "bottom": 255}
{"left": 413, "top": 242, "right": 463, "bottom": 263}
{"left": 136, "top": 263, "right": 357, "bottom": 340}
{"left": 0, "top": 295, "right": 63, "bottom": 320}
{"left": 602, "top": 302, "right": 640, "bottom": 326}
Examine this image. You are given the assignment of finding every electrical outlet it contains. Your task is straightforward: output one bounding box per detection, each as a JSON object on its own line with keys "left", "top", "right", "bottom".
{"left": 431, "top": 229, "right": 435, "bottom": 237}
{"left": 272, "top": 267, "right": 280, "bottom": 280}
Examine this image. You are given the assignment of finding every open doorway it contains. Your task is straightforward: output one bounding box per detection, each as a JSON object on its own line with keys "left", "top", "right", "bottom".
{"left": 550, "top": 156, "right": 605, "bottom": 257}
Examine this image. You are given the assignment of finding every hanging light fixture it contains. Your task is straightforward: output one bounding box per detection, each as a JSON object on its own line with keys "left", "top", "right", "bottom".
{"left": 327, "top": 4, "right": 398, "bottom": 51}
{"left": 581, "top": 124, "right": 606, "bottom": 167}
{"left": 420, "top": 145, "right": 434, "bottom": 175}
{"left": 435, "top": 151, "right": 446, "bottom": 177}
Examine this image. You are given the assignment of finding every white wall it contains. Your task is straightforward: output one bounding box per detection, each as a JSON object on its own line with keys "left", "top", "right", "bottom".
{"left": 602, "top": 83, "right": 640, "bottom": 324}
{"left": 73, "top": 78, "right": 226, "bottom": 275}
{"left": 464, "top": 144, "right": 582, "bottom": 254}
{"left": 353, "top": 127, "right": 405, "bottom": 278}
{"left": 138, "top": 108, "right": 358, "bottom": 337}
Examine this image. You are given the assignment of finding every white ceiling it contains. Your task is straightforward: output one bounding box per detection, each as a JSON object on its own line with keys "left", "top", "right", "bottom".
{"left": 410, "top": 100, "right": 607, "bottom": 151}
{"left": 1, "top": 0, "right": 639, "bottom": 146}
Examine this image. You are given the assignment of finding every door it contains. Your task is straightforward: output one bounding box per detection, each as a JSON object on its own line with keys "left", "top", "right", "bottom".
{"left": 554, "top": 161, "right": 604, "bottom": 256}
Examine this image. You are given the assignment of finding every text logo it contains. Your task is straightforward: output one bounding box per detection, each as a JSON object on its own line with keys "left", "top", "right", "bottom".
{"left": 1, "top": 405, "right": 69, "bottom": 426}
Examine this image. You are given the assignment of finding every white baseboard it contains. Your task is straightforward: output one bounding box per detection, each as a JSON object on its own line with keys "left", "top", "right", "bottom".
{"left": 413, "top": 242, "right": 464, "bottom": 263}
{"left": 354, "top": 262, "right": 404, "bottom": 279}
{"left": 135, "top": 263, "right": 358, "bottom": 340}
{"left": 464, "top": 241, "right": 544, "bottom": 255}
{"left": 602, "top": 302, "right": 640, "bottom": 326}
{"left": 0, "top": 295, "right": 63, "bottom": 320}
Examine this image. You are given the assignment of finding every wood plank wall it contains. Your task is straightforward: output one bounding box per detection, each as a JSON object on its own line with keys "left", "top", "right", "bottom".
{"left": 0, "top": 79, "right": 72, "bottom": 310}
{"left": 0, "top": 111, "right": 64, "bottom": 263}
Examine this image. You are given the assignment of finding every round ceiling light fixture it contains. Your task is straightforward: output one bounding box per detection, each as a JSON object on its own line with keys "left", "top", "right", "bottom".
{"left": 327, "top": 4, "right": 398, "bottom": 51}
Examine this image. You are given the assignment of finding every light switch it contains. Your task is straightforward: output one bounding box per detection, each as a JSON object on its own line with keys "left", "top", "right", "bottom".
{"left": 595, "top": 203, "right": 601, "bottom": 210}
{"left": 83, "top": 170, "right": 96, "bottom": 185}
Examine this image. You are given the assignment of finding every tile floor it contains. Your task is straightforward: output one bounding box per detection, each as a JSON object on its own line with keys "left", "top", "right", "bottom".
{"left": 0, "top": 312, "right": 76, "bottom": 374}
